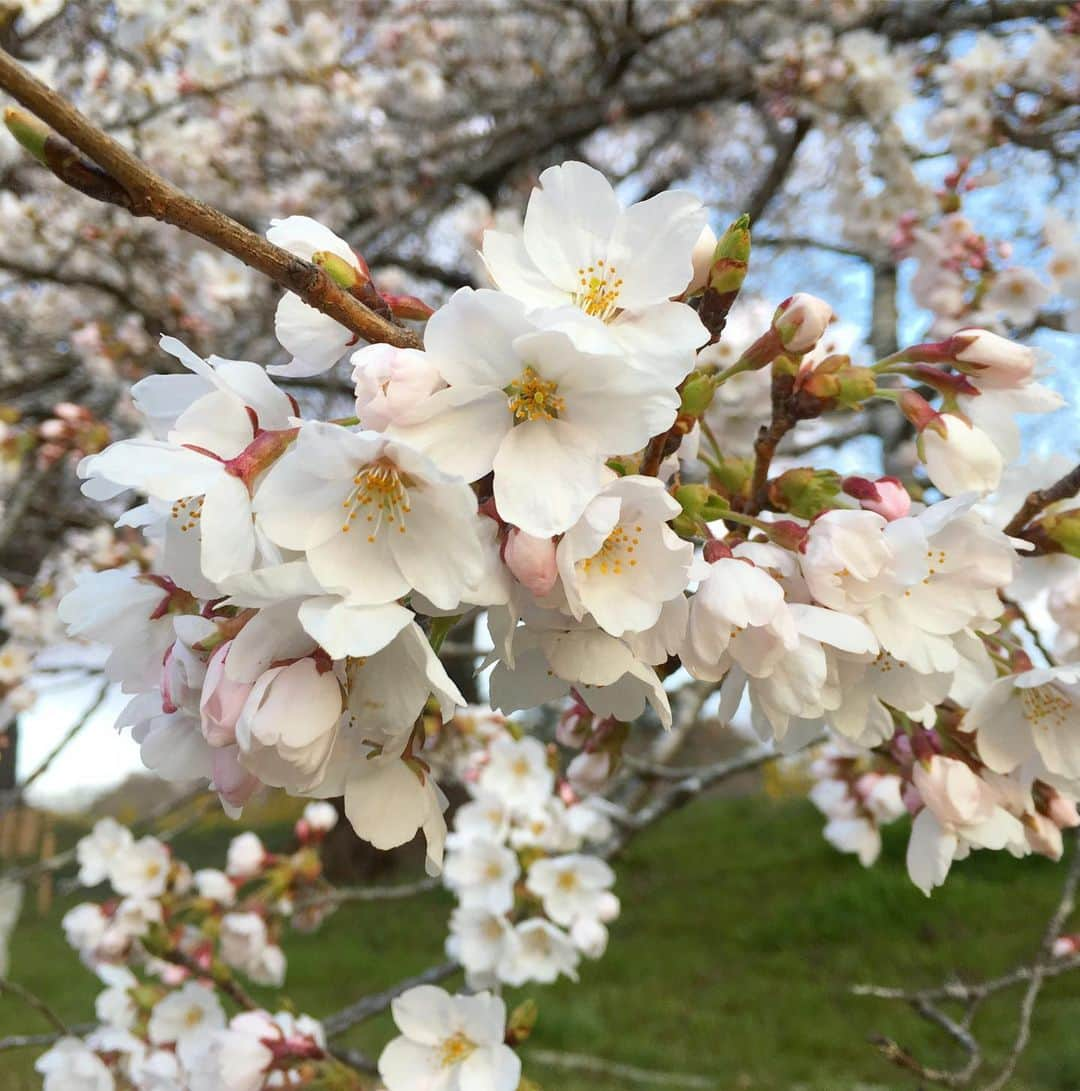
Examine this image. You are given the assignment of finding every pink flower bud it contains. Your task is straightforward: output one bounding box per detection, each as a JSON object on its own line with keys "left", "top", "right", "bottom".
{"left": 556, "top": 700, "right": 591, "bottom": 749}
{"left": 351, "top": 344, "right": 443, "bottom": 431}
{"left": 1026, "top": 813, "right": 1064, "bottom": 860}
{"left": 1046, "top": 793, "right": 1080, "bottom": 829}
{"left": 567, "top": 750, "right": 613, "bottom": 794}
{"left": 504, "top": 527, "right": 558, "bottom": 597}
{"left": 200, "top": 642, "right": 254, "bottom": 747}
{"left": 1053, "top": 935, "right": 1080, "bottom": 959}
{"left": 843, "top": 476, "right": 911, "bottom": 520}
{"left": 772, "top": 293, "right": 834, "bottom": 354}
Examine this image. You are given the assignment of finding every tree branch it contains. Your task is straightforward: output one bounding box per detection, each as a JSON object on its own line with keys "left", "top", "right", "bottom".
{"left": 1003, "top": 462, "right": 1080, "bottom": 537}
{"left": 0, "top": 49, "right": 421, "bottom": 351}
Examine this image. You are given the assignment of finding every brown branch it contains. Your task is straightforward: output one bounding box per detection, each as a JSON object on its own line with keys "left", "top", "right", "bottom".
{"left": 0, "top": 49, "right": 421, "bottom": 351}
{"left": 1003, "top": 462, "right": 1080, "bottom": 537}
{"left": 323, "top": 960, "right": 460, "bottom": 1037}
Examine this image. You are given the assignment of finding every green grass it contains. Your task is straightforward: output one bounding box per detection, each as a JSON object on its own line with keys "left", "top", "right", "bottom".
{"left": 3, "top": 795, "right": 1080, "bottom": 1089}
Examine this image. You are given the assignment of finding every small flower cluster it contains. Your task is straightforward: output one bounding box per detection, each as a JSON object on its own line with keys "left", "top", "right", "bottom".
{"left": 45, "top": 806, "right": 347, "bottom": 1091}
{"left": 442, "top": 712, "right": 619, "bottom": 988}
{"left": 895, "top": 166, "right": 1060, "bottom": 337}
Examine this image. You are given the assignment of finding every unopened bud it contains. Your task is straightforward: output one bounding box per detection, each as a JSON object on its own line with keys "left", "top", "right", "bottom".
{"left": 674, "top": 484, "right": 729, "bottom": 523}
{"left": 772, "top": 293, "right": 834, "bottom": 354}
{"left": 3, "top": 107, "right": 49, "bottom": 164}
{"left": 383, "top": 292, "right": 435, "bottom": 320}
{"left": 769, "top": 467, "right": 841, "bottom": 519}
{"left": 312, "top": 250, "right": 364, "bottom": 290}
{"left": 504, "top": 528, "right": 559, "bottom": 596}
{"left": 698, "top": 213, "right": 751, "bottom": 338}
{"left": 678, "top": 372, "right": 717, "bottom": 418}
{"left": 766, "top": 519, "right": 809, "bottom": 550}
{"left": 506, "top": 999, "right": 539, "bottom": 1045}
{"left": 1039, "top": 509, "right": 1080, "bottom": 558}
{"left": 843, "top": 476, "right": 911, "bottom": 520}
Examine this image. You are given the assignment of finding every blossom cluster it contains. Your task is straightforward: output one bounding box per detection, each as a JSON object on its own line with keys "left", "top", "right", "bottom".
{"left": 442, "top": 711, "right": 619, "bottom": 988}
{"left": 42, "top": 805, "right": 343, "bottom": 1091}
{"left": 50, "top": 159, "right": 1080, "bottom": 917}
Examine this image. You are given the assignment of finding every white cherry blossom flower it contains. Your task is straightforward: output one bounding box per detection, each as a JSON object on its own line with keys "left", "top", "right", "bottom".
{"left": 921, "top": 413, "right": 1003, "bottom": 496}
{"left": 379, "top": 985, "right": 521, "bottom": 1091}
{"left": 477, "top": 735, "right": 554, "bottom": 812}
{"left": 482, "top": 160, "right": 708, "bottom": 383}
{"left": 35, "top": 1037, "right": 115, "bottom": 1091}
{"left": 389, "top": 288, "right": 679, "bottom": 537}
{"left": 557, "top": 475, "right": 692, "bottom": 637}
{"left": 235, "top": 656, "right": 343, "bottom": 794}
{"left": 226, "top": 832, "right": 266, "bottom": 879}
{"left": 499, "top": 918, "right": 580, "bottom": 985}
{"left": 254, "top": 420, "right": 485, "bottom": 609}
{"left": 443, "top": 837, "right": 520, "bottom": 913}
{"left": 78, "top": 338, "right": 297, "bottom": 583}
{"left": 525, "top": 854, "right": 615, "bottom": 927}
{"left": 76, "top": 818, "right": 134, "bottom": 887}
{"left": 265, "top": 215, "right": 367, "bottom": 377}
{"left": 148, "top": 982, "right": 225, "bottom": 1049}
{"left": 907, "top": 756, "right": 1027, "bottom": 895}
{"left": 447, "top": 906, "right": 515, "bottom": 984}
{"left": 968, "top": 665, "right": 1080, "bottom": 781}
{"left": 110, "top": 837, "right": 170, "bottom": 900}
{"left": 352, "top": 343, "right": 444, "bottom": 430}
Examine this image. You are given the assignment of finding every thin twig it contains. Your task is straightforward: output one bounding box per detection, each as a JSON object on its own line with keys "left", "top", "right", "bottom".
{"left": 529, "top": 1047, "right": 716, "bottom": 1088}
{"left": 323, "top": 960, "right": 460, "bottom": 1037}
{"left": 0, "top": 977, "right": 69, "bottom": 1035}
{"left": 1002, "top": 461, "right": 1080, "bottom": 537}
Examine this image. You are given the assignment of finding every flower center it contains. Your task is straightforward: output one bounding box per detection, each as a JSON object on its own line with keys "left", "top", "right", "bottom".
{"left": 184, "top": 1007, "right": 205, "bottom": 1028}
{"left": 506, "top": 366, "right": 565, "bottom": 422}
{"left": 581, "top": 523, "right": 642, "bottom": 577}
{"left": 171, "top": 495, "right": 203, "bottom": 533}
{"left": 556, "top": 870, "right": 578, "bottom": 891}
{"left": 439, "top": 1031, "right": 477, "bottom": 1068}
{"left": 1021, "top": 684, "right": 1073, "bottom": 732}
{"left": 572, "top": 258, "right": 623, "bottom": 320}
{"left": 341, "top": 459, "right": 412, "bottom": 542}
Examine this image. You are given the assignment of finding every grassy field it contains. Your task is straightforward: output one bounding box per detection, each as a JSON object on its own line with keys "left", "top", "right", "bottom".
{"left": 3, "top": 794, "right": 1080, "bottom": 1090}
